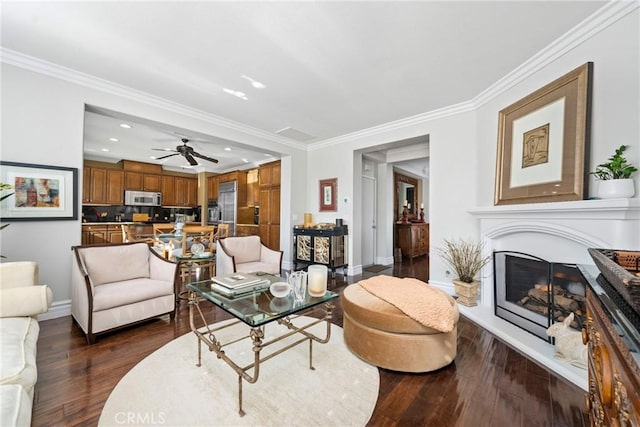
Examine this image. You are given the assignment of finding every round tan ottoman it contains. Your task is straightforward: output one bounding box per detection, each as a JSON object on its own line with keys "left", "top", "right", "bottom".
{"left": 342, "top": 283, "right": 459, "bottom": 372}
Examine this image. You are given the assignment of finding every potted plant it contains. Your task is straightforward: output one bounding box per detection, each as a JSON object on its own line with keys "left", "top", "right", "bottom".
{"left": 591, "top": 145, "right": 638, "bottom": 199}
{"left": 437, "top": 238, "right": 491, "bottom": 307}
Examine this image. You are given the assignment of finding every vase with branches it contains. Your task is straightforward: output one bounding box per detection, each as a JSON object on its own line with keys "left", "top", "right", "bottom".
{"left": 437, "top": 238, "right": 491, "bottom": 306}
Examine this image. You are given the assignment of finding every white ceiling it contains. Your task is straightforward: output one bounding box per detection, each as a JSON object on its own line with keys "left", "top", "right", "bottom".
{"left": 1, "top": 1, "right": 606, "bottom": 173}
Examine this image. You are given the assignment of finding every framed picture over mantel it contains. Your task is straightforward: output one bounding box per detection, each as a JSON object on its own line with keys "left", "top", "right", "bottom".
{"left": 0, "top": 161, "right": 78, "bottom": 221}
{"left": 494, "top": 62, "right": 593, "bottom": 205}
{"left": 319, "top": 178, "right": 337, "bottom": 212}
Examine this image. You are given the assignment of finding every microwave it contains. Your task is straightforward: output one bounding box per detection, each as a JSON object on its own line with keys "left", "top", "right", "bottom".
{"left": 124, "top": 191, "right": 162, "bottom": 206}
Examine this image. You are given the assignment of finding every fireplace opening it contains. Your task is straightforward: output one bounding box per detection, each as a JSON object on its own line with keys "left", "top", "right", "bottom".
{"left": 493, "top": 251, "right": 586, "bottom": 342}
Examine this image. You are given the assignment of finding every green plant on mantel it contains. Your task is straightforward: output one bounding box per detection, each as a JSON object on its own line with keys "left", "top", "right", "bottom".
{"left": 437, "top": 238, "right": 491, "bottom": 283}
{"left": 1, "top": 182, "right": 14, "bottom": 257}
{"left": 590, "top": 145, "right": 638, "bottom": 180}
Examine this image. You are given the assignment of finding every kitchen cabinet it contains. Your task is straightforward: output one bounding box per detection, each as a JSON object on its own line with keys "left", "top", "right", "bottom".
{"left": 207, "top": 176, "right": 219, "bottom": 201}
{"left": 258, "top": 161, "right": 281, "bottom": 250}
{"left": 82, "top": 167, "right": 91, "bottom": 203}
{"left": 82, "top": 224, "right": 124, "bottom": 245}
{"left": 84, "top": 167, "right": 123, "bottom": 205}
{"left": 124, "top": 172, "right": 162, "bottom": 191}
{"left": 395, "top": 222, "right": 429, "bottom": 262}
{"left": 162, "top": 175, "right": 197, "bottom": 207}
{"left": 259, "top": 161, "right": 281, "bottom": 188}
{"left": 246, "top": 169, "right": 259, "bottom": 207}
{"left": 236, "top": 224, "right": 260, "bottom": 237}
{"left": 259, "top": 186, "right": 280, "bottom": 250}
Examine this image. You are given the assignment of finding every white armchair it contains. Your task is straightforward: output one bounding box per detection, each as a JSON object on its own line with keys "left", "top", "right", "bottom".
{"left": 216, "top": 236, "right": 283, "bottom": 276}
{"left": 71, "top": 243, "right": 178, "bottom": 344}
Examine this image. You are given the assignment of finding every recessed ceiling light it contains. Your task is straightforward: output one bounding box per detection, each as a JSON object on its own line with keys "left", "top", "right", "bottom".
{"left": 109, "top": 137, "right": 119, "bottom": 142}
{"left": 224, "top": 147, "right": 231, "bottom": 151}
{"left": 242, "top": 158, "right": 249, "bottom": 163}
{"left": 222, "top": 88, "right": 248, "bottom": 100}
{"left": 263, "top": 153, "right": 271, "bottom": 156}
{"left": 241, "top": 75, "right": 266, "bottom": 89}
{"left": 120, "top": 124, "right": 132, "bottom": 129}
{"left": 101, "top": 148, "right": 109, "bottom": 152}
{"left": 150, "top": 156, "right": 157, "bottom": 160}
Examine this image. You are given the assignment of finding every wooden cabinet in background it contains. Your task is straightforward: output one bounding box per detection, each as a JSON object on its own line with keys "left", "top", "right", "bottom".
{"left": 246, "top": 169, "right": 259, "bottom": 206}
{"left": 236, "top": 225, "right": 260, "bottom": 237}
{"left": 259, "top": 161, "right": 281, "bottom": 188}
{"left": 124, "top": 172, "right": 162, "bottom": 192}
{"left": 85, "top": 168, "right": 123, "bottom": 205}
{"left": 207, "top": 176, "right": 219, "bottom": 201}
{"left": 162, "top": 175, "right": 197, "bottom": 207}
{"left": 395, "top": 222, "right": 429, "bottom": 262}
{"left": 81, "top": 224, "right": 124, "bottom": 245}
{"left": 162, "top": 176, "right": 176, "bottom": 206}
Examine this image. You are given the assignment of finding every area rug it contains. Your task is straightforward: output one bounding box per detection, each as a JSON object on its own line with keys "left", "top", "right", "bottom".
{"left": 363, "top": 264, "right": 390, "bottom": 273}
{"left": 99, "top": 317, "right": 379, "bottom": 426}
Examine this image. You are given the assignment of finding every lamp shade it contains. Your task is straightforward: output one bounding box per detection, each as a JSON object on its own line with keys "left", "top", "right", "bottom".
{"left": 307, "top": 265, "right": 328, "bottom": 297}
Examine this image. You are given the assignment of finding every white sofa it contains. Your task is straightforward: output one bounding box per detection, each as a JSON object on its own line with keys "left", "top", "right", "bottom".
{"left": 0, "top": 262, "right": 52, "bottom": 427}
{"left": 216, "top": 236, "right": 283, "bottom": 276}
{"left": 71, "top": 243, "right": 178, "bottom": 344}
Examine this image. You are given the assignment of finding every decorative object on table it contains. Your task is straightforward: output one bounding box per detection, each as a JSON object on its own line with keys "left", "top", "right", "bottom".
{"left": 0, "top": 161, "right": 78, "bottom": 221}
{"left": 437, "top": 238, "right": 491, "bottom": 307}
{"left": 319, "top": 178, "right": 337, "bottom": 212}
{"left": 288, "top": 270, "right": 308, "bottom": 302}
{"left": 545, "top": 313, "right": 587, "bottom": 369}
{"left": 269, "top": 281, "right": 291, "bottom": 298}
{"left": 588, "top": 248, "right": 640, "bottom": 313}
{"left": 307, "top": 264, "right": 328, "bottom": 297}
{"left": 494, "top": 62, "right": 592, "bottom": 205}
{"left": 401, "top": 202, "right": 409, "bottom": 223}
{"left": 590, "top": 144, "right": 638, "bottom": 199}
{"left": 210, "top": 272, "right": 272, "bottom": 298}
{"left": 419, "top": 203, "right": 425, "bottom": 223}
{"left": 303, "top": 213, "right": 313, "bottom": 227}
{"left": 190, "top": 242, "right": 205, "bottom": 255}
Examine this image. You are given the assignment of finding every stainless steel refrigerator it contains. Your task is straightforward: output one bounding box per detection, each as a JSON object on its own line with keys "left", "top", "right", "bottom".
{"left": 218, "top": 181, "right": 237, "bottom": 236}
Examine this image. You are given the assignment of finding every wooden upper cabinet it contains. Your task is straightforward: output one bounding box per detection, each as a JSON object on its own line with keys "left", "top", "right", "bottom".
{"left": 106, "top": 170, "right": 124, "bottom": 205}
{"left": 89, "top": 168, "right": 107, "bottom": 204}
{"left": 259, "top": 161, "right": 281, "bottom": 188}
{"left": 207, "top": 176, "right": 219, "bottom": 201}
{"left": 125, "top": 172, "right": 162, "bottom": 191}
{"left": 237, "top": 171, "right": 247, "bottom": 207}
{"left": 162, "top": 175, "right": 176, "bottom": 206}
{"left": 83, "top": 167, "right": 91, "bottom": 203}
{"left": 246, "top": 169, "right": 259, "bottom": 207}
{"left": 186, "top": 177, "right": 197, "bottom": 206}
{"left": 124, "top": 172, "right": 143, "bottom": 190}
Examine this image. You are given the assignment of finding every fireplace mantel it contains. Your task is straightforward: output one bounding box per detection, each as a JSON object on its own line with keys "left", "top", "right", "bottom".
{"left": 459, "top": 197, "right": 639, "bottom": 391}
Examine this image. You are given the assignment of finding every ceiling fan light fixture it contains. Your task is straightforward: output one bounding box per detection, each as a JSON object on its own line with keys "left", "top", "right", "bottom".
{"left": 224, "top": 147, "right": 231, "bottom": 152}
{"left": 241, "top": 75, "right": 266, "bottom": 89}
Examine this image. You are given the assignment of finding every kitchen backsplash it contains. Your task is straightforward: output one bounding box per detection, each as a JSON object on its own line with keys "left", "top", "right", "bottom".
{"left": 82, "top": 205, "right": 200, "bottom": 223}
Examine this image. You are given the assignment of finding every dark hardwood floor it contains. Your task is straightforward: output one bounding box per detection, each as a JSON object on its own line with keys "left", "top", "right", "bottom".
{"left": 33, "top": 257, "right": 588, "bottom": 426}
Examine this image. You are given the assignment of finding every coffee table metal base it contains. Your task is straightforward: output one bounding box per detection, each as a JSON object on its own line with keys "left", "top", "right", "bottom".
{"left": 188, "top": 292, "right": 334, "bottom": 416}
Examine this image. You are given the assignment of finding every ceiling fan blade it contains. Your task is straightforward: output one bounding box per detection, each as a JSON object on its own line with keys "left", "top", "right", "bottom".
{"left": 184, "top": 153, "right": 199, "bottom": 166}
{"left": 155, "top": 153, "right": 180, "bottom": 160}
{"left": 152, "top": 148, "right": 176, "bottom": 152}
{"left": 192, "top": 151, "right": 219, "bottom": 164}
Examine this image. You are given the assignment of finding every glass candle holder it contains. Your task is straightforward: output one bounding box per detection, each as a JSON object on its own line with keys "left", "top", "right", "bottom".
{"left": 307, "top": 265, "right": 328, "bottom": 297}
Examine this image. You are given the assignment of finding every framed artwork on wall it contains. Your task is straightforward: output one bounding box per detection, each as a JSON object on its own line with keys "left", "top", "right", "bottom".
{"left": 319, "top": 178, "right": 337, "bottom": 212}
{"left": 494, "top": 62, "right": 593, "bottom": 205}
{"left": 0, "top": 161, "right": 78, "bottom": 221}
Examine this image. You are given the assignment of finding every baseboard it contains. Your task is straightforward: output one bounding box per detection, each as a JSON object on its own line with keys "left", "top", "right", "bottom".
{"left": 39, "top": 299, "right": 71, "bottom": 321}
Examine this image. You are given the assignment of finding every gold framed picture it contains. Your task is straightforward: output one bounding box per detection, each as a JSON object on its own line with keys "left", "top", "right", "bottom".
{"left": 494, "top": 62, "right": 593, "bottom": 205}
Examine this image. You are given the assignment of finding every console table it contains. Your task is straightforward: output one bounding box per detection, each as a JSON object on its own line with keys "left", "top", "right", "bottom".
{"left": 577, "top": 265, "right": 640, "bottom": 425}
{"left": 293, "top": 226, "right": 348, "bottom": 276}
{"left": 395, "top": 222, "right": 429, "bottom": 263}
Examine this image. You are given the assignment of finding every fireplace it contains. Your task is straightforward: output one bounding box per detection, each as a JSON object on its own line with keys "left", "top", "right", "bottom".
{"left": 494, "top": 251, "right": 586, "bottom": 342}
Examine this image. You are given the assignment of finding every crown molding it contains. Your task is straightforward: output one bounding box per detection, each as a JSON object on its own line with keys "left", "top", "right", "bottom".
{"left": 0, "top": 47, "right": 304, "bottom": 151}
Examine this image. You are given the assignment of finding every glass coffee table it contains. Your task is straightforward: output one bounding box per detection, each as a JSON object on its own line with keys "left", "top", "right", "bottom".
{"left": 186, "top": 276, "right": 338, "bottom": 416}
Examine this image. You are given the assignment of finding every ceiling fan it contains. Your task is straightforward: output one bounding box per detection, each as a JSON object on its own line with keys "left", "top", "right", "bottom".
{"left": 153, "top": 138, "right": 219, "bottom": 166}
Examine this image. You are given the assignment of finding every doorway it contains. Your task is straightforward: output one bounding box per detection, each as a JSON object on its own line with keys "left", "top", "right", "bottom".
{"left": 361, "top": 175, "right": 377, "bottom": 266}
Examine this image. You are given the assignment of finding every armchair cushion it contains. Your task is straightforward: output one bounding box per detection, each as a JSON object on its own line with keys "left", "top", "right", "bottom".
{"left": 81, "top": 244, "right": 151, "bottom": 286}
{"left": 0, "top": 262, "right": 38, "bottom": 289}
{"left": 0, "top": 317, "right": 39, "bottom": 396}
